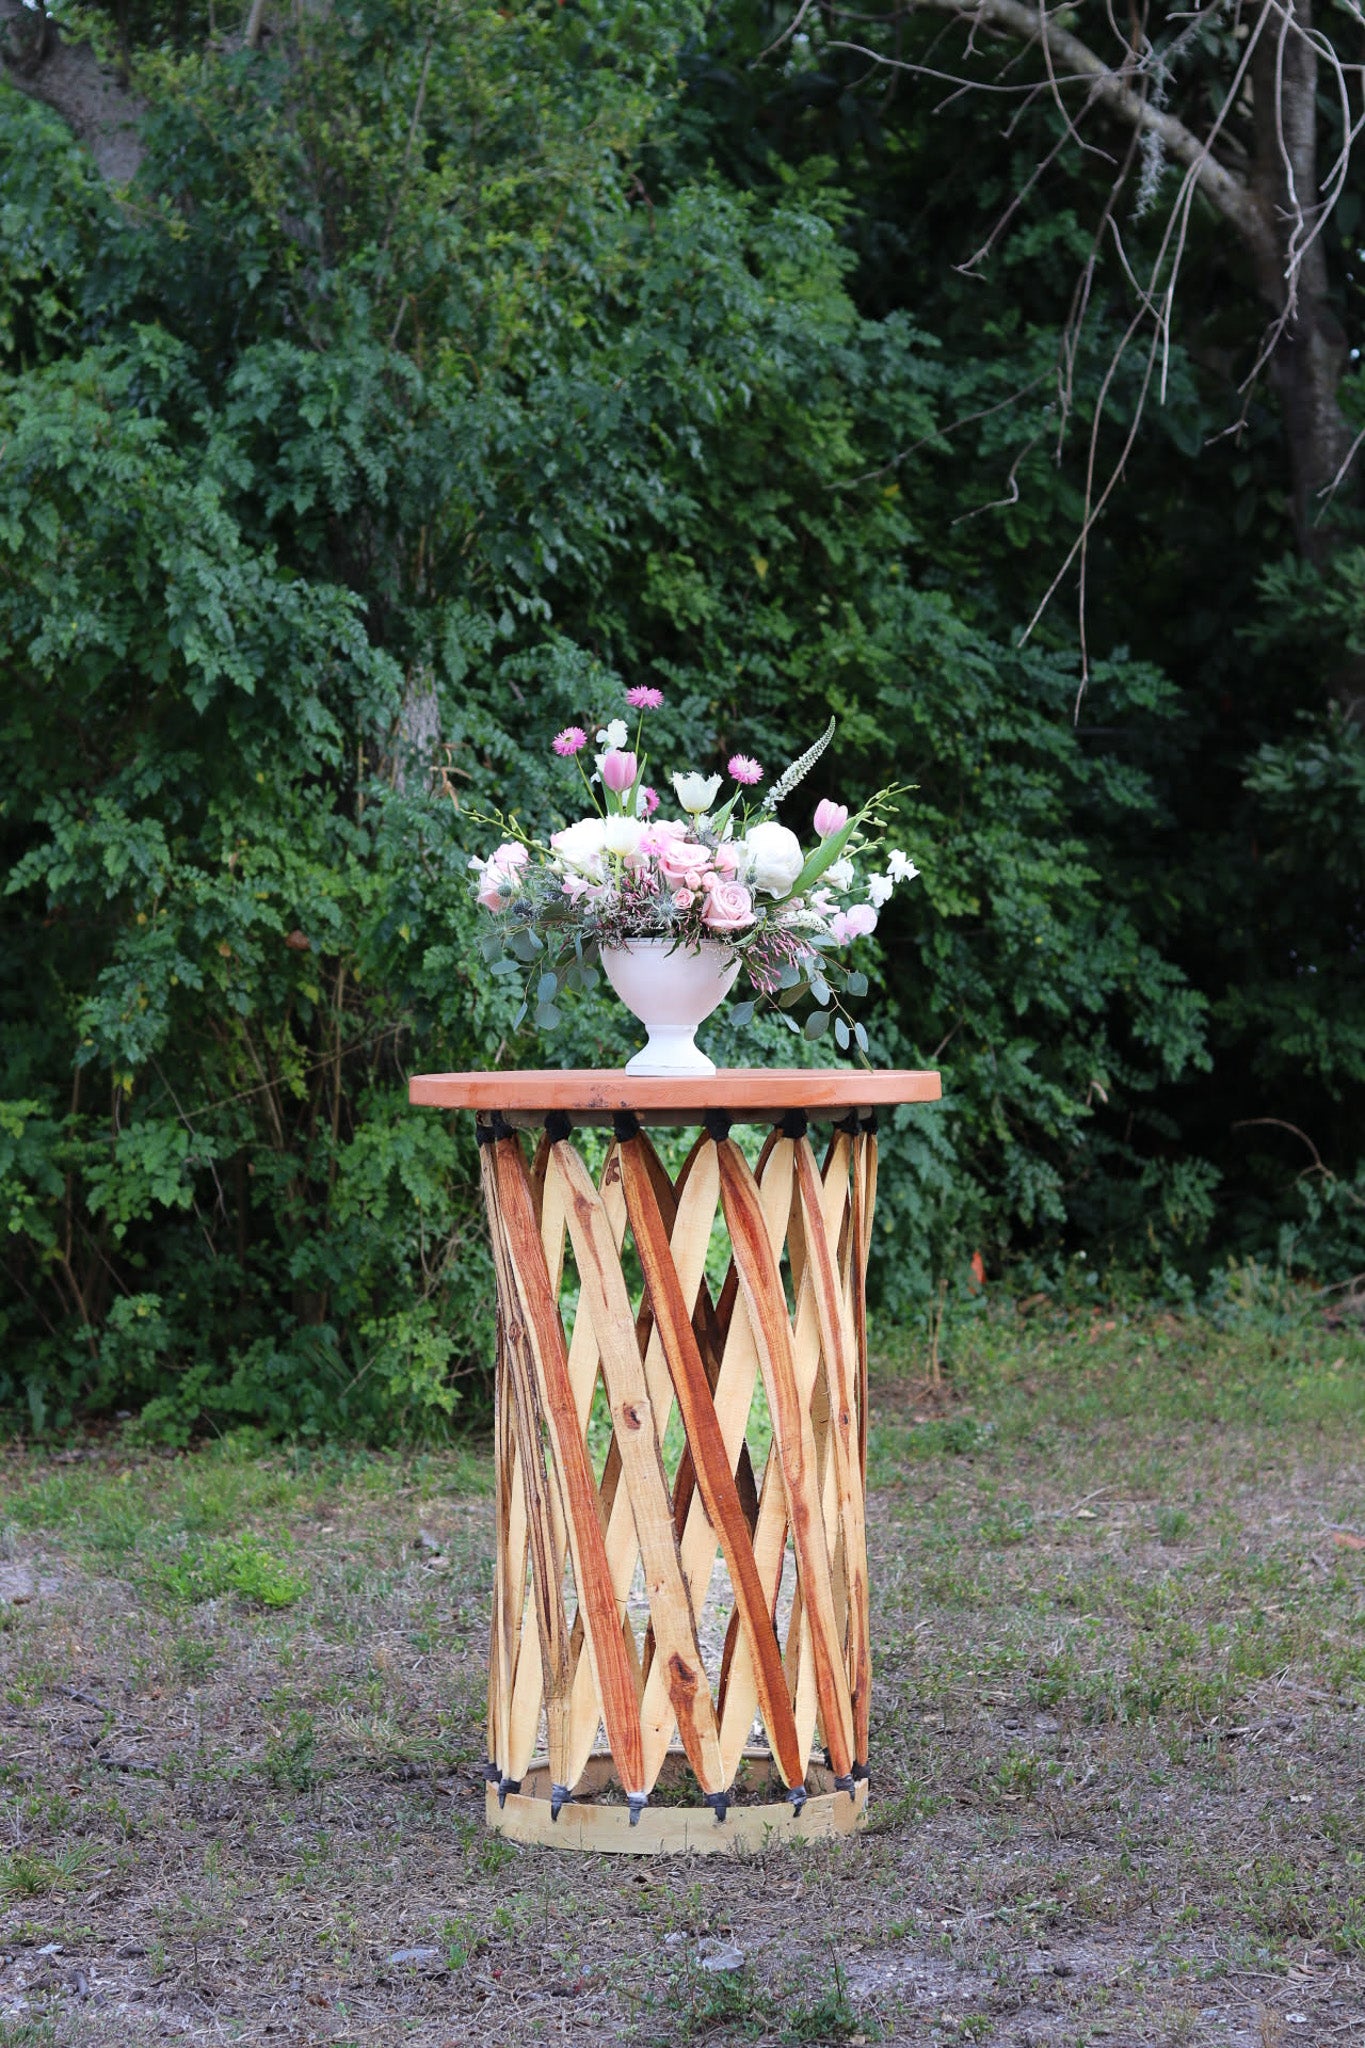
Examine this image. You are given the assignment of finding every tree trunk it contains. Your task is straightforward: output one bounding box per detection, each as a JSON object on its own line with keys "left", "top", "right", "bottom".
{"left": 1250, "top": 0, "right": 1353, "bottom": 559}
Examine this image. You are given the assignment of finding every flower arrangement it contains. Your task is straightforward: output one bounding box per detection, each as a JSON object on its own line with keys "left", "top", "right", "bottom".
{"left": 465, "top": 694, "right": 919, "bottom": 1054}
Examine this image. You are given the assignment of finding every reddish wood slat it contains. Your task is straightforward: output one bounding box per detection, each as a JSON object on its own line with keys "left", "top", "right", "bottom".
{"left": 491, "top": 1136, "right": 646, "bottom": 1796}
{"left": 716, "top": 1137, "right": 856, "bottom": 1782}
{"left": 618, "top": 1136, "right": 805, "bottom": 1793}
{"left": 410, "top": 1069, "right": 940, "bottom": 1113}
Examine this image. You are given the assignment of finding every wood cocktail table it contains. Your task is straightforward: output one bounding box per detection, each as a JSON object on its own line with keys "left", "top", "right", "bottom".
{"left": 408, "top": 1068, "right": 941, "bottom": 1853}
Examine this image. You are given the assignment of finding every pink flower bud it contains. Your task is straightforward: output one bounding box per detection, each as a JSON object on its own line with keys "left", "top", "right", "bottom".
{"left": 814, "top": 800, "right": 849, "bottom": 838}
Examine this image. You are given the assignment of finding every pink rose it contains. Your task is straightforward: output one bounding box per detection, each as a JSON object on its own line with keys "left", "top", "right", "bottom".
{"left": 702, "top": 880, "right": 756, "bottom": 933}
{"left": 657, "top": 838, "right": 710, "bottom": 888}
{"left": 671, "top": 887, "right": 696, "bottom": 910}
{"left": 713, "top": 843, "right": 742, "bottom": 875}
{"left": 830, "top": 904, "right": 877, "bottom": 944}
{"left": 814, "top": 800, "right": 849, "bottom": 838}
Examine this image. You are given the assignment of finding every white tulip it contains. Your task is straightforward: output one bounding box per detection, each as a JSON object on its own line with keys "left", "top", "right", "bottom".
{"left": 673, "top": 771, "right": 723, "bottom": 814}
{"left": 867, "top": 873, "right": 894, "bottom": 908}
{"left": 741, "top": 821, "right": 805, "bottom": 897}
{"left": 602, "top": 814, "right": 644, "bottom": 856}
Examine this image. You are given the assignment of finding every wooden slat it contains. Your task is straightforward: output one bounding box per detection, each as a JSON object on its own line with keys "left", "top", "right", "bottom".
{"left": 794, "top": 1134, "right": 869, "bottom": 1768}
{"left": 561, "top": 1145, "right": 715, "bottom": 1788}
{"left": 717, "top": 1137, "right": 855, "bottom": 1781}
{"left": 480, "top": 1141, "right": 575, "bottom": 1785}
{"left": 553, "top": 1137, "right": 724, "bottom": 1796}
{"left": 491, "top": 1137, "right": 646, "bottom": 1797}
{"left": 620, "top": 1136, "right": 805, "bottom": 1793}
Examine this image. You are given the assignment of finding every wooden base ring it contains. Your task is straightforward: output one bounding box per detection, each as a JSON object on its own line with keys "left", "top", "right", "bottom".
{"left": 486, "top": 1750, "right": 869, "bottom": 1856}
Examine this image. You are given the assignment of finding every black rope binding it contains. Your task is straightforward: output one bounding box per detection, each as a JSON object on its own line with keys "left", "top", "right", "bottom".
{"left": 613, "top": 1110, "right": 640, "bottom": 1142}
{"left": 834, "top": 1111, "right": 860, "bottom": 1136}
{"left": 482, "top": 1760, "right": 501, "bottom": 1785}
{"left": 861, "top": 1110, "right": 879, "bottom": 1135}
{"left": 496, "top": 1775, "right": 521, "bottom": 1808}
{"left": 779, "top": 1108, "right": 808, "bottom": 1140}
{"left": 787, "top": 1785, "right": 808, "bottom": 1816}
{"left": 626, "top": 1792, "right": 648, "bottom": 1828}
{"left": 704, "top": 1108, "right": 732, "bottom": 1143}
{"left": 851, "top": 1761, "right": 871, "bottom": 1789}
{"left": 833, "top": 1772, "right": 856, "bottom": 1799}
{"left": 704, "top": 1790, "right": 730, "bottom": 1825}
{"left": 549, "top": 1783, "right": 572, "bottom": 1822}
{"left": 476, "top": 1112, "right": 515, "bottom": 1147}
{"left": 544, "top": 1109, "right": 573, "bottom": 1145}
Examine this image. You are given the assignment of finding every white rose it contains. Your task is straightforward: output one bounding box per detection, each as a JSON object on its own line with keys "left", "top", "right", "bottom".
{"left": 550, "top": 818, "right": 609, "bottom": 875}
{"left": 741, "top": 821, "right": 804, "bottom": 897}
{"left": 673, "top": 771, "right": 723, "bottom": 815}
{"left": 867, "top": 873, "right": 893, "bottom": 908}
{"left": 824, "top": 857, "right": 855, "bottom": 891}
{"left": 602, "top": 814, "right": 644, "bottom": 856}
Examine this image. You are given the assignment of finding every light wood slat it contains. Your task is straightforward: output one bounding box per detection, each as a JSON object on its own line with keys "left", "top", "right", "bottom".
{"left": 853, "top": 1133, "right": 876, "bottom": 1485}
{"left": 562, "top": 1141, "right": 717, "bottom": 1788}
{"left": 480, "top": 1141, "right": 575, "bottom": 1786}
{"left": 697, "top": 1145, "right": 801, "bottom": 1780}
{"left": 491, "top": 1138, "right": 646, "bottom": 1797}
{"left": 552, "top": 1137, "right": 724, "bottom": 1796}
{"left": 717, "top": 1137, "right": 856, "bottom": 1782}
{"left": 662, "top": 1135, "right": 791, "bottom": 1759}
{"left": 621, "top": 1136, "right": 805, "bottom": 1793}
{"left": 487, "top": 1318, "right": 513, "bottom": 1776}
{"left": 505, "top": 1141, "right": 627, "bottom": 1782}
{"left": 794, "top": 1134, "right": 869, "bottom": 1768}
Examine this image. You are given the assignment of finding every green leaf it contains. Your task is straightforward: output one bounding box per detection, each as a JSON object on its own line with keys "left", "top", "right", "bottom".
{"left": 834, "top": 1016, "right": 850, "bottom": 1050}
{"left": 536, "top": 971, "right": 559, "bottom": 1004}
{"left": 846, "top": 971, "right": 868, "bottom": 998}
{"left": 805, "top": 1009, "right": 830, "bottom": 1040}
{"left": 534, "top": 1001, "right": 561, "bottom": 1031}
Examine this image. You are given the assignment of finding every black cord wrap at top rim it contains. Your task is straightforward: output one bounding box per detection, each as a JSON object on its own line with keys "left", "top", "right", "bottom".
{"left": 612, "top": 1110, "right": 640, "bottom": 1142}
{"left": 704, "top": 1108, "right": 732, "bottom": 1142}
{"left": 475, "top": 1112, "right": 515, "bottom": 1147}
{"left": 779, "top": 1108, "right": 808, "bottom": 1139}
{"left": 543, "top": 1109, "right": 574, "bottom": 1144}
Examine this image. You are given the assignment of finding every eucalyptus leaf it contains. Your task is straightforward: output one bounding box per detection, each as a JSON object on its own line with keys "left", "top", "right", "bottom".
{"left": 847, "top": 971, "right": 868, "bottom": 998}
{"left": 834, "top": 1016, "right": 850, "bottom": 1050}
{"left": 729, "top": 1000, "right": 755, "bottom": 1027}
{"left": 805, "top": 1009, "right": 830, "bottom": 1039}
{"left": 534, "top": 1001, "right": 561, "bottom": 1031}
{"left": 536, "top": 970, "right": 559, "bottom": 1004}
{"left": 854, "top": 1022, "right": 869, "bottom": 1054}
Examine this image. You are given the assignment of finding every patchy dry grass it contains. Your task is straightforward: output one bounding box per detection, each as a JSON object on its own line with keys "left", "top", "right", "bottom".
{"left": 1, "top": 1303, "right": 1363, "bottom": 2045}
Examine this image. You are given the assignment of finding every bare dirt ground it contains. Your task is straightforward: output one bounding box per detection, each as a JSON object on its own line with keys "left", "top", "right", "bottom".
{"left": 2, "top": 1306, "right": 1362, "bottom": 2046}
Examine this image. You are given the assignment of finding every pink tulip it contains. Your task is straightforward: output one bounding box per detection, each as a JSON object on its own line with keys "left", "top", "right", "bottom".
{"left": 600, "top": 750, "right": 638, "bottom": 793}
{"left": 814, "top": 799, "right": 849, "bottom": 838}
{"left": 702, "top": 880, "right": 756, "bottom": 933}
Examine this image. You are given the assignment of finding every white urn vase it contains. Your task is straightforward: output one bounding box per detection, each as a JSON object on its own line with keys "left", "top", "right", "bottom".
{"left": 599, "top": 938, "right": 740, "bottom": 1077}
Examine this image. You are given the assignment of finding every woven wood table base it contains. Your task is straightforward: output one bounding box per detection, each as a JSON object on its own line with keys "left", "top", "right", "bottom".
{"left": 476, "top": 1108, "right": 880, "bottom": 1852}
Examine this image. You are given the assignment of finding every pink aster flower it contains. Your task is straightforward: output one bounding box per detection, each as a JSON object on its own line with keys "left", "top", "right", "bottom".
{"left": 638, "top": 785, "right": 660, "bottom": 817}
{"left": 553, "top": 726, "right": 588, "bottom": 757}
{"left": 625, "top": 686, "right": 664, "bottom": 709}
{"left": 728, "top": 754, "right": 763, "bottom": 786}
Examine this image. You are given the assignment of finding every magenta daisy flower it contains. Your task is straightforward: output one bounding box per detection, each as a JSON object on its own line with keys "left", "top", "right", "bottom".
{"left": 552, "top": 726, "right": 588, "bottom": 756}
{"left": 625, "top": 686, "right": 664, "bottom": 709}
{"left": 728, "top": 754, "right": 763, "bottom": 786}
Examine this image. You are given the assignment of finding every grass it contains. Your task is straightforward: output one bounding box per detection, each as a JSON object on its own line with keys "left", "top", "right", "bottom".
{"left": 0, "top": 1296, "right": 1363, "bottom": 2044}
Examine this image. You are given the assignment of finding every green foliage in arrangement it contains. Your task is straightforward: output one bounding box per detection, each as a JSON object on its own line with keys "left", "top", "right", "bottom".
{"left": 1, "top": 0, "right": 1360, "bottom": 1437}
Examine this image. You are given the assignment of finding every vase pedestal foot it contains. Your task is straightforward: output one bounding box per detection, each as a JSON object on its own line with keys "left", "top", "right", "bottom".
{"left": 624, "top": 1029, "right": 716, "bottom": 1077}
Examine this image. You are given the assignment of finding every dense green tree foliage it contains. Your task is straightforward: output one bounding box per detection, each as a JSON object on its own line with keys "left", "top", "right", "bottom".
{"left": 2, "top": 0, "right": 1361, "bottom": 1439}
